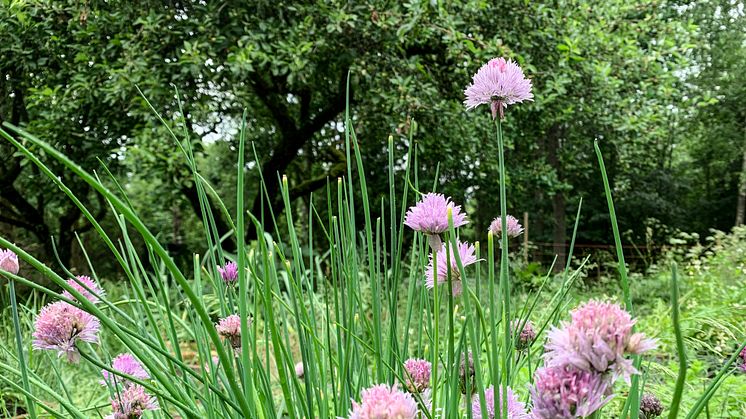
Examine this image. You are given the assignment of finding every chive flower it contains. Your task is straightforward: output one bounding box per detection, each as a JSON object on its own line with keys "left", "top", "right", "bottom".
{"left": 464, "top": 57, "right": 533, "bottom": 120}
{"left": 101, "top": 353, "right": 150, "bottom": 386}
{"left": 0, "top": 249, "right": 19, "bottom": 275}
{"left": 472, "top": 385, "right": 530, "bottom": 419}
{"left": 218, "top": 261, "right": 238, "bottom": 284}
{"left": 349, "top": 384, "right": 419, "bottom": 419}
{"left": 488, "top": 214, "right": 524, "bottom": 240}
{"left": 544, "top": 300, "right": 656, "bottom": 382}
{"left": 32, "top": 301, "right": 100, "bottom": 363}
{"left": 530, "top": 365, "right": 613, "bottom": 419}
{"left": 62, "top": 275, "right": 105, "bottom": 304}
{"left": 403, "top": 358, "right": 431, "bottom": 393}
{"left": 216, "top": 314, "right": 248, "bottom": 351}
{"left": 425, "top": 240, "right": 477, "bottom": 296}
{"left": 404, "top": 193, "right": 468, "bottom": 250}
{"left": 639, "top": 393, "right": 664, "bottom": 419}
{"left": 295, "top": 361, "right": 305, "bottom": 379}
{"left": 512, "top": 319, "right": 536, "bottom": 351}
{"left": 106, "top": 384, "right": 159, "bottom": 419}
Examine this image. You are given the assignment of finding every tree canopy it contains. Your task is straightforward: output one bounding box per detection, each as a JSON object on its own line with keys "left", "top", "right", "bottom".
{"left": 1, "top": 0, "right": 744, "bottom": 272}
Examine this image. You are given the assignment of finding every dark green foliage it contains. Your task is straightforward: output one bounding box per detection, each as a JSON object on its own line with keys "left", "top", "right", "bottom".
{"left": 0, "top": 0, "right": 744, "bottom": 275}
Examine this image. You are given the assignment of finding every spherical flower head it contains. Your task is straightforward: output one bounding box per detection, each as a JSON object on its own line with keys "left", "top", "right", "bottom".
{"left": 459, "top": 351, "right": 475, "bottom": 395}
{"left": 0, "top": 249, "right": 20, "bottom": 275}
{"left": 464, "top": 57, "right": 533, "bottom": 120}
{"left": 488, "top": 215, "right": 524, "bottom": 240}
{"left": 61, "top": 275, "right": 105, "bottom": 304}
{"left": 425, "top": 240, "right": 477, "bottom": 296}
{"left": 544, "top": 300, "right": 657, "bottom": 382}
{"left": 639, "top": 393, "right": 664, "bottom": 419}
{"left": 530, "top": 366, "right": 613, "bottom": 419}
{"left": 349, "top": 384, "right": 419, "bottom": 419}
{"left": 403, "top": 358, "right": 431, "bottom": 393}
{"left": 404, "top": 193, "right": 468, "bottom": 249}
{"left": 216, "top": 314, "right": 249, "bottom": 351}
{"left": 101, "top": 353, "right": 150, "bottom": 386}
{"left": 471, "top": 385, "right": 530, "bottom": 419}
{"left": 32, "top": 301, "right": 100, "bottom": 363}
{"left": 106, "top": 384, "right": 159, "bottom": 419}
{"left": 511, "top": 319, "right": 536, "bottom": 351}
{"left": 218, "top": 261, "right": 238, "bottom": 284}
{"left": 295, "top": 361, "right": 305, "bottom": 379}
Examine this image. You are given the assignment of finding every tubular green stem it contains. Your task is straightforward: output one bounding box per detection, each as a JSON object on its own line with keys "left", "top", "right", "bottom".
{"left": 8, "top": 280, "right": 37, "bottom": 419}
{"left": 594, "top": 140, "right": 639, "bottom": 418}
{"left": 495, "top": 118, "right": 511, "bottom": 419}
{"left": 669, "top": 263, "right": 686, "bottom": 419}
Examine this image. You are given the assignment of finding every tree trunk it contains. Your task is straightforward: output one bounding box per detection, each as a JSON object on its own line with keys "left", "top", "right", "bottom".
{"left": 546, "top": 125, "right": 566, "bottom": 271}
{"left": 736, "top": 139, "right": 746, "bottom": 226}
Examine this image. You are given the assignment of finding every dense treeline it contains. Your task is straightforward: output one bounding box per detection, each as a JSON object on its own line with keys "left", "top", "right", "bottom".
{"left": 1, "top": 0, "right": 744, "bottom": 273}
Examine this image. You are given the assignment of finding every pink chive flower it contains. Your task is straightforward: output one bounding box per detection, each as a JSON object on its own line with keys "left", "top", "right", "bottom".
{"left": 61, "top": 275, "right": 105, "bottom": 304}
{"left": 425, "top": 240, "right": 477, "bottom": 296}
{"left": 216, "top": 314, "right": 249, "bottom": 351}
{"left": 106, "top": 384, "right": 159, "bottom": 419}
{"left": 530, "top": 366, "right": 613, "bottom": 419}
{"left": 544, "top": 300, "right": 657, "bottom": 383}
{"left": 101, "top": 353, "right": 150, "bottom": 386}
{"left": 217, "top": 261, "right": 238, "bottom": 284}
{"left": 464, "top": 57, "right": 533, "bottom": 120}
{"left": 403, "top": 358, "right": 431, "bottom": 393}
{"left": 472, "top": 385, "right": 530, "bottom": 419}
{"left": 739, "top": 346, "right": 746, "bottom": 372}
{"left": 349, "top": 384, "right": 419, "bottom": 419}
{"left": 295, "top": 361, "right": 305, "bottom": 379}
{"left": 0, "top": 249, "right": 19, "bottom": 275}
{"left": 512, "top": 319, "right": 537, "bottom": 351}
{"left": 488, "top": 215, "right": 524, "bottom": 240}
{"left": 404, "top": 193, "right": 468, "bottom": 250}
{"left": 639, "top": 393, "right": 664, "bottom": 419}
{"left": 32, "top": 301, "right": 100, "bottom": 363}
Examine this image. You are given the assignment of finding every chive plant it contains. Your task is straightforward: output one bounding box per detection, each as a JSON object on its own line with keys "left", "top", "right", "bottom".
{"left": 0, "top": 59, "right": 742, "bottom": 419}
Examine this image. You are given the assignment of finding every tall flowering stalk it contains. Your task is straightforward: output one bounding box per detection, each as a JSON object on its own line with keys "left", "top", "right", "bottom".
{"left": 466, "top": 57, "right": 533, "bottom": 410}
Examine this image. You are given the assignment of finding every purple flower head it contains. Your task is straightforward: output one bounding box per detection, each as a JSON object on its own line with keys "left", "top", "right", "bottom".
{"left": 295, "top": 361, "right": 305, "bottom": 379}
{"left": 101, "top": 353, "right": 150, "bottom": 386}
{"left": 739, "top": 346, "right": 746, "bottom": 373}
{"left": 511, "top": 319, "right": 536, "bottom": 351}
{"left": 218, "top": 261, "right": 238, "bottom": 284}
{"left": 639, "top": 393, "right": 664, "bottom": 419}
{"left": 530, "top": 366, "right": 613, "bottom": 419}
{"left": 425, "top": 240, "right": 477, "bottom": 296}
{"left": 62, "top": 275, "right": 105, "bottom": 304}
{"left": 464, "top": 57, "right": 533, "bottom": 120}
{"left": 404, "top": 193, "right": 468, "bottom": 250}
{"left": 471, "top": 385, "right": 530, "bottom": 419}
{"left": 216, "top": 314, "right": 249, "bottom": 351}
{"left": 349, "top": 384, "right": 419, "bottom": 419}
{"left": 488, "top": 215, "right": 524, "bottom": 240}
{"left": 403, "top": 358, "right": 431, "bottom": 393}
{"left": 32, "top": 301, "right": 100, "bottom": 363}
{"left": 0, "top": 249, "right": 19, "bottom": 275}
{"left": 106, "top": 384, "right": 159, "bottom": 419}
{"left": 544, "top": 300, "right": 656, "bottom": 382}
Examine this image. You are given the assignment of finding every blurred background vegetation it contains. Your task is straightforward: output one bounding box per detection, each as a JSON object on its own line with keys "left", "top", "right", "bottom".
{"left": 1, "top": 0, "right": 744, "bottom": 279}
